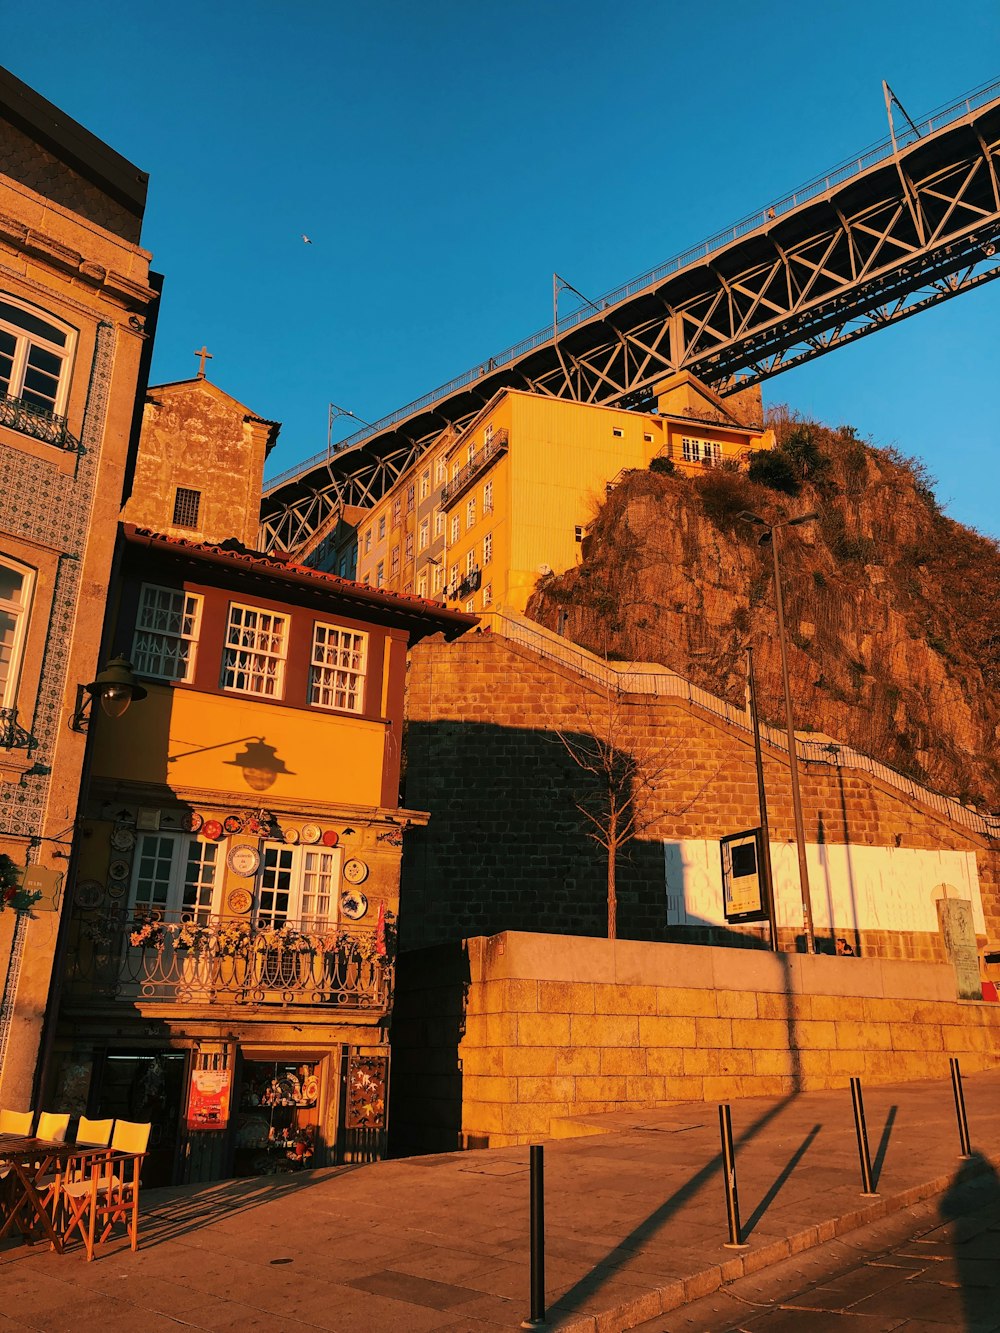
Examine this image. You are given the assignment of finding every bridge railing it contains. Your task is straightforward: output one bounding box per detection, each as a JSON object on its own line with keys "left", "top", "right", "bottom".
{"left": 264, "top": 77, "right": 1000, "bottom": 496}
{"left": 483, "top": 610, "right": 1000, "bottom": 841}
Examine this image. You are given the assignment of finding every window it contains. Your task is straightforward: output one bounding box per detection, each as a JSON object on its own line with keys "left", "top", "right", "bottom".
{"left": 417, "top": 575, "right": 428, "bottom": 598}
{"left": 390, "top": 546, "right": 400, "bottom": 577}
{"left": 467, "top": 441, "right": 475, "bottom": 465}
{"left": 435, "top": 458, "right": 447, "bottom": 485}
{"left": 574, "top": 525, "right": 586, "bottom": 543}
{"left": 258, "top": 844, "right": 341, "bottom": 930}
{"left": 449, "top": 563, "right": 459, "bottom": 594}
{"left": 466, "top": 498, "right": 476, "bottom": 530}
{"left": 222, "top": 604, "right": 288, "bottom": 697}
{"left": 404, "top": 581, "right": 413, "bottom": 594}
{"left": 377, "top": 515, "right": 386, "bottom": 540}
{"left": 309, "top": 622, "right": 367, "bottom": 712}
{"left": 482, "top": 531, "right": 492, "bottom": 566}
{"left": 172, "top": 487, "right": 201, "bottom": 529}
{"left": 465, "top": 598, "right": 475, "bottom": 613}
{"left": 418, "top": 518, "right": 429, "bottom": 551}
{"left": 482, "top": 583, "right": 492, "bottom": 608}
{"left": 406, "top": 483, "right": 415, "bottom": 513}
{"left": 391, "top": 498, "right": 402, "bottom": 529}
{"left": 484, "top": 423, "right": 494, "bottom": 445}
{"left": 432, "top": 564, "right": 444, "bottom": 595}
{"left": 376, "top": 560, "right": 385, "bottom": 587}
{"left": 613, "top": 426, "right": 624, "bottom": 438}
{"left": 682, "top": 437, "right": 699, "bottom": 462}
{"left": 434, "top": 510, "right": 445, "bottom": 538}
{"left": 364, "top": 528, "right": 372, "bottom": 555}
{"left": 420, "top": 470, "right": 430, "bottom": 500}
{"left": 404, "top": 533, "right": 414, "bottom": 564}
{"left": 0, "top": 557, "right": 33, "bottom": 708}
{"left": 643, "top": 432, "right": 654, "bottom": 443}
{"left": 131, "top": 584, "right": 202, "bottom": 683}
{"left": 0, "top": 296, "right": 75, "bottom": 417}
{"left": 450, "top": 515, "right": 460, "bottom": 544}
{"left": 465, "top": 549, "right": 477, "bottom": 576}
{"left": 483, "top": 480, "right": 493, "bottom": 514}
{"left": 130, "top": 832, "right": 219, "bottom": 924}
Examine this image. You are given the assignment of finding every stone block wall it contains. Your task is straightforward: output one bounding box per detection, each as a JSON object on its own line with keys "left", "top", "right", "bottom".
{"left": 390, "top": 932, "right": 1000, "bottom": 1150}
{"left": 402, "top": 632, "right": 999, "bottom": 961}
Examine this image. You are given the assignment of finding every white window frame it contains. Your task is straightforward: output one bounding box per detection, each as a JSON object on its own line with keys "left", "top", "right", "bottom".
{"left": 377, "top": 514, "right": 386, "bottom": 540}
{"left": 420, "top": 470, "right": 430, "bottom": 500}
{"left": 482, "top": 531, "right": 492, "bottom": 566}
{"left": 417, "top": 574, "right": 428, "bottom": 599}
{"left": 465, "top": 549, "right": 477, "bottom": 576}
{"left": 432, "top": 564, "right": 444, "bottom": 594}
{"left": 482, "top": 583, "right": 492, "bottom": 608}
{"left": 364, "top": 528, "right": 372, "bottom": 555}
{"left": 131, "top": 583, "right": 202, "bottom": 684}
{"left": 418, "top": 517, "right": 429, "bottom": 551}
{"left": 435, "top": 458, "right": 447, "bottom": 485}
{"left": 257, "top": 843, "right": 342, "bottom": 931}
{"left": 309, "top": 621, "right": 368, "bottom": 713}
{"left": 222, "top": 603, "right": 288, "bottom": 698}
{"left": 612, "top": 426, "right": 624, "bottom": 438}
{"left": 434, "top": 510, "right": 445, "bottom": 538}
{"left": 465, "top": 598, "right": 475, "bottom": 613}
{"left": 376, "top": 560, "right": 385, "bottom": 587}
{"left": 450, "top": 515, "right": 460, "bottom": 544}
{"left": 0, "top": 555, "right": 34, "bottom": 709}
{"left": 130, "top": 831, "right": 220, "bottom": 923}
{"left": 404, "top": 532, "right": 414, "bottom": 564}
{"left": 0, "top": 295, "right": 76, "bottom": 418}
{"left": 483, "top": 480, "right": 493, "bottom": 514}
{"left": 466, "top": 497, "right": 476, "bottom": 530}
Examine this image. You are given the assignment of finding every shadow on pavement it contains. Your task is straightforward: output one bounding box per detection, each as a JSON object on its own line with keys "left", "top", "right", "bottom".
{"left": 742, "top": 1123, "right": 821, "bottom": 1240}
{"left": 871, "top": 1103, "right": 897, "bottom": 1190}
{"left": 939, "top": 1151, "right": 1000, "bottom": 1333}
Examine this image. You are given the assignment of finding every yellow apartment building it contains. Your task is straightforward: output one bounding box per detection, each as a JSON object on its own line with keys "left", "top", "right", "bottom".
{"left": 350, "top": 373, "right": 773, "bottom": 616}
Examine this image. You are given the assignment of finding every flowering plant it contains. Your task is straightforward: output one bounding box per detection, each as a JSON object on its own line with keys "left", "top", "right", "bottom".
{"left": 129, "top": 919, "right": 166, "bottom": 949}
{"left": 0, "top": 854, "right": 42, "bottom": 914}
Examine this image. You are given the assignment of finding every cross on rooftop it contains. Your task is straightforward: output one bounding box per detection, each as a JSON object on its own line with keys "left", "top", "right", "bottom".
{"left": 194, "top": 345, "right": 213, "bottom": 378}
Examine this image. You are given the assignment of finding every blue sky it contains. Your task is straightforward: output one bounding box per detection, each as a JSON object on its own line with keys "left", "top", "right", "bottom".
{"left": 8, "top": 3, "right": 1000, "bottom": 537}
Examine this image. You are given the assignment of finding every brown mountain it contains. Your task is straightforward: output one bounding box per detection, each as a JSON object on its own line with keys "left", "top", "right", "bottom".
{"left": 527, "top": 411, "right": 1000, "bottom": 812}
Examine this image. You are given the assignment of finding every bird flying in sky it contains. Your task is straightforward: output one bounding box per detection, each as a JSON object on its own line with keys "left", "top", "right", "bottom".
{"left": 302, "top": 234, "right": 312, "bottom": 244}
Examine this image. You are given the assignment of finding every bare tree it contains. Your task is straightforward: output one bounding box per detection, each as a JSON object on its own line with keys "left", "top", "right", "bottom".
{"left": 556, "top": 678, "right": 677, "bottom": 940}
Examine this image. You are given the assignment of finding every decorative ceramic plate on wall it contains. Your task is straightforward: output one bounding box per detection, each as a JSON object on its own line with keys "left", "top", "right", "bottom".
{"left": 322, "top": 829, "right": 339, "bottom": 847}
{"left": 343, "top": 858, "right": 368, "bottom": 885}
{"left": 227, "top": 887, "right": 253, "bottom": 914}
{"left": 341, "top": 890, "right": 368, "bottom": 921}
{"left": 223, "top": 814, "right": 244, "bottom": 835}
{"left": 283, "top": 827, "right": 300, "bottom": 844}
{"left": 181, "top": 811, "right": 204, "bottom": 833}
{"left": 107, "top": 880, "right": 127, "bottom": 900}
{"left": 108, "top": 859, "right": 131, "bottom": 882}
{"left": 75, "top": 880, "right": 104, "bottom": 910}
{"left": 110, "top": 828, "right": 135, "bottom": 852}
{"left": 300, "top": 823, "right": 322, "bottom": 845}
{"left": 227, "top": 845, "right": 261, "bottom": 878}
{"left": 201, "top": 819, "right": 223, "bottom": 841}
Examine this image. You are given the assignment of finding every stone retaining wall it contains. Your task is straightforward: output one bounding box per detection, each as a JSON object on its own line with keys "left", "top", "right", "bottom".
{"left": 390, "top": 931, "right": 1000, "bottom": 1152}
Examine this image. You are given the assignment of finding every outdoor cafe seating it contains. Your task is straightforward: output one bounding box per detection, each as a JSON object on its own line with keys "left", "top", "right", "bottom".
{"left": 0, "top": 1110, "right": 150, "bottom": 1260}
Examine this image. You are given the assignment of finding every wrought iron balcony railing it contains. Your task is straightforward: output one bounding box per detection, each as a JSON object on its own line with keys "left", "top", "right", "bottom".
{"left": 440, "top": 429, "right": 508, "bottom": 506}
{"left": 0, "top": 390, "right": 79, "bottom": 451}
{"left": 0, "top": 707, "right": 34, "bottom": 751}
{"left": 63, "top": 912, "right": 393, "bottom": 1012}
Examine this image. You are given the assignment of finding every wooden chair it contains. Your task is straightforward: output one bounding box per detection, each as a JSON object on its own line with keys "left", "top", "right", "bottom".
{"left": 0, "top": 1109, "right": 33, "bottom": 1135}
{"left": 59, "top": 1120, "right": 150, "bottom": 1260}
{"left": 35, "top": 1112, "right": 70, "bottom": 1144}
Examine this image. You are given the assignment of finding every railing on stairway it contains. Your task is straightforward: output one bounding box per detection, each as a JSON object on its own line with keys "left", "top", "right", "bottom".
{"left": 482, "top": 611, "right": 1000, "bottom": 839}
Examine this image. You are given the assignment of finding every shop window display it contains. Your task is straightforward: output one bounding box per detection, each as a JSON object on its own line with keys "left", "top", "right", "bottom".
{"left": 234, "top": 1059, "right": 320, "bottom": 1174}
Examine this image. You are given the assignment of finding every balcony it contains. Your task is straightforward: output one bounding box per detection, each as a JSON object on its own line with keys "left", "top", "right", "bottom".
{"left": 0, "top": 390, "right": 78, "bottom": 451}
{"left": 63, "top": 912, "right": 393, "bottom": 1013}
{"left": 440, "top": 429, "right": 508, "bottom": 506}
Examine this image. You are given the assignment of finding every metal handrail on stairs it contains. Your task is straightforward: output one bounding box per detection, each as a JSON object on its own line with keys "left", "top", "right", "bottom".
{"left": 480, "top": 610, "right": 1000, "bottom": 840}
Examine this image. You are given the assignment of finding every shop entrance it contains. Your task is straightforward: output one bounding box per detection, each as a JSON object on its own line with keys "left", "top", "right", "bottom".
{"left": 232, "top": 1058, "right": 323, "bottom": 1175}
{"left": 93, "top": 1050, "right": 186, "bottom": 1187}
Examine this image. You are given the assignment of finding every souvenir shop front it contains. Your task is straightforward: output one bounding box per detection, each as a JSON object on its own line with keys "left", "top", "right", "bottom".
{"left": 49, "top": 1030, "right": 390, "bottom": 1185}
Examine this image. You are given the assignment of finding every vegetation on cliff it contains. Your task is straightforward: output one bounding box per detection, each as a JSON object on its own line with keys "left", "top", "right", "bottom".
{"left": 527, "top": 412, "right": 1000, "bottom": 811}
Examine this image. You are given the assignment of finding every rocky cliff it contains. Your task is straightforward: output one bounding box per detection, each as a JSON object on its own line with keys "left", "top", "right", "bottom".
{"left": 527, "top": 412, "right": 1000, "bottom": 811}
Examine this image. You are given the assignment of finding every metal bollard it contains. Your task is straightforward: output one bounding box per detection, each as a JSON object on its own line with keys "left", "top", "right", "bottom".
{"left": 850, "top": 1077, "right": 878, "bottom": 1196}
{"left": 521, "top": 1143, "right": 546, "bottom": 1328}
{"left": 719, "top": 1104, "right": 748, "bottom": 1249}
{"left": 949, "top": 1058, "right": 973, "bottom": 1158}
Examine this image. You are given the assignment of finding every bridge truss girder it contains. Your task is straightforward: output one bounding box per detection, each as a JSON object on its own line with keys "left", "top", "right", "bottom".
{"left": 261, "top": 98, "right": 1000, "bottom": 553}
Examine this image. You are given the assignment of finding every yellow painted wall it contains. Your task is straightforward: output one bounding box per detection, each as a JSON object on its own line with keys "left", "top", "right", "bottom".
{"left": 91, "top": 684, "right": 388, "bottom": 809}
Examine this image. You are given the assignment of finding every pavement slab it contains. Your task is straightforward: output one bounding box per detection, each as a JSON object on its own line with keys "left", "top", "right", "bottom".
{"left": 2, "top": 1068, "right": 999, "bottom": 1332}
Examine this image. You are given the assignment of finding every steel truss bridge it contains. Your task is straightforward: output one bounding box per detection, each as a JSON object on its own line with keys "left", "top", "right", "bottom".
{"left": 262, "top": 79, "right": 1000, "bottom": 554}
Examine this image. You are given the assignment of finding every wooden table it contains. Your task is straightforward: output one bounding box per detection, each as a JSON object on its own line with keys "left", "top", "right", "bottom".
{"left": 0, "top": 1133, "right": 77, "bottom": 1252}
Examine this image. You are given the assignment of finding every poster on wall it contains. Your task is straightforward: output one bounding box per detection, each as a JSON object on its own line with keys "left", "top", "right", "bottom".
{"left": 186, "top": 1067, "right": 232, "bottom": 1131}
{"left": 720, "top": 829, "right": 768, "bottom": 924}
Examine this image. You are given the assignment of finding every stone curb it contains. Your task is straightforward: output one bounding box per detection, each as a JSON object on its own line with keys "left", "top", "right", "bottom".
{"left": 545, "top": 1163, "right": 984, "bottom": 1333}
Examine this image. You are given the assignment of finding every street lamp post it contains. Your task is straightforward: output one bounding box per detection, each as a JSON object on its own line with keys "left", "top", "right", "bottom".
{"left": 746, "top": 645, "right": 778, "bottom": 951}
{"left": 740, "top": 510, "right": 818, "bottom": 953}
